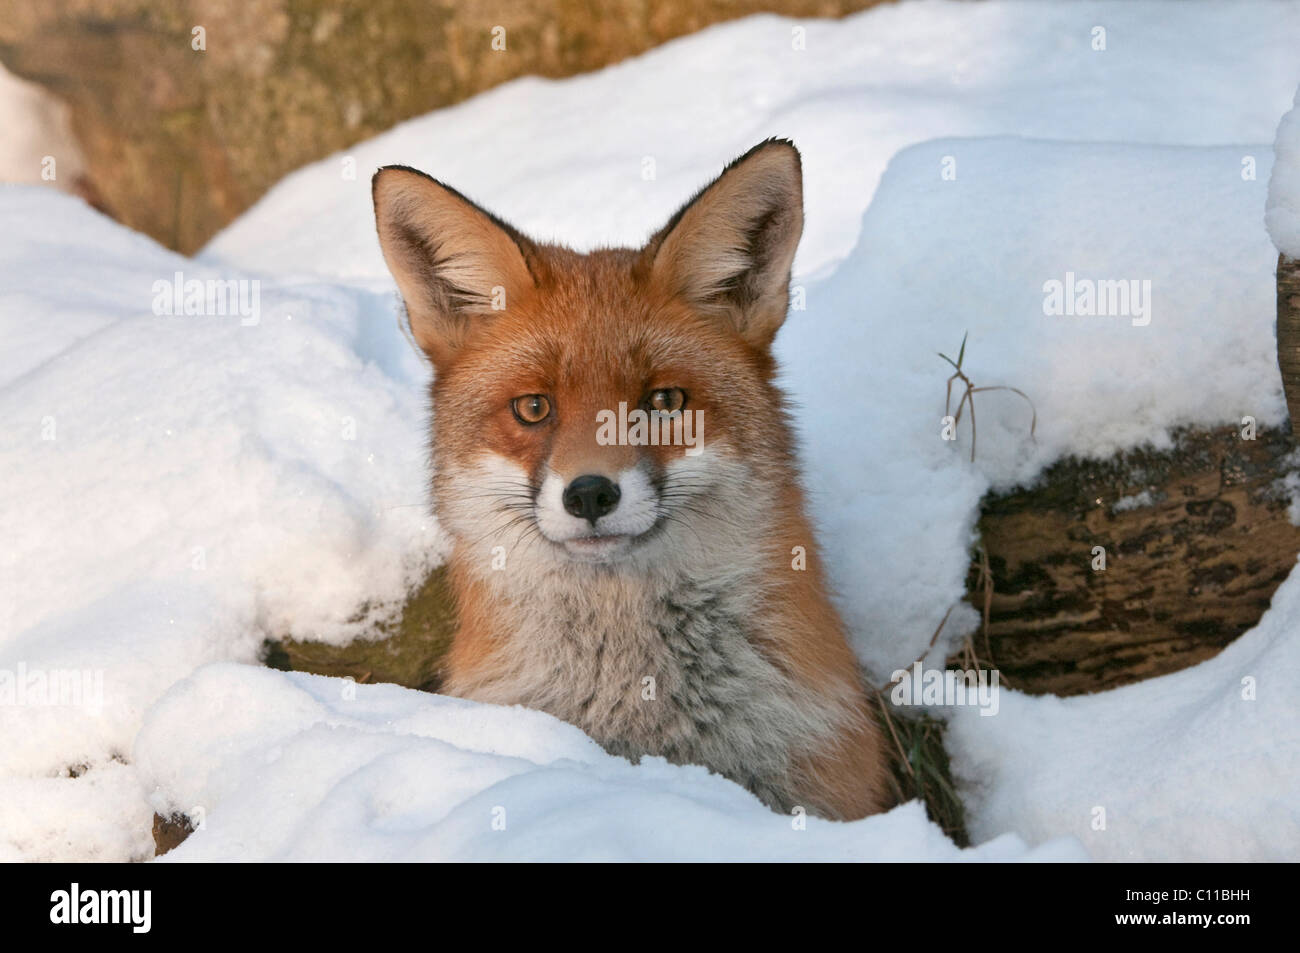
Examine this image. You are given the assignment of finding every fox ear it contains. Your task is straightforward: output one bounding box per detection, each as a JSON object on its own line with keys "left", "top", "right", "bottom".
{"left": 643, "top": 139, "right": 804, "bottom": 349}
{"left": 372, "top": 166, "right": 536, "bottom": 366}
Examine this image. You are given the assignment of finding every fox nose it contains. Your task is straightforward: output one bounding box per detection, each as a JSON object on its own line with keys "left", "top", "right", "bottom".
{"left": 562, "top": 474, "right": 621, "bottom": 524}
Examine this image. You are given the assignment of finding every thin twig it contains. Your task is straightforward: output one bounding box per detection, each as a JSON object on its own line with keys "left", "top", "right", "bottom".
{"left": 938, "top": 333, "right": 1037, "bottom": 463}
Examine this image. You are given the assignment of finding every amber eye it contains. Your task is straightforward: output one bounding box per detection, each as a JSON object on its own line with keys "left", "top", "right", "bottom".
{"left": 647, "top": 388, "right": 686, "bottom": 415}
{"left": 511, "top": 394, "right": 551, "bottom": 425}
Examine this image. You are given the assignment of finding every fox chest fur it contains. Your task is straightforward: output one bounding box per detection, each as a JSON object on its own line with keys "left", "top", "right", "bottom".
{"left": 443, "top": 552, "right": 843, "bottom": 811}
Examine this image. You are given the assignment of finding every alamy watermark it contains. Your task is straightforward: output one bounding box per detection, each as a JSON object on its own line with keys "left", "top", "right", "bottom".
{"left": 889, "top": 661, "right": 1000, "bottom": 716}
{"left": 595, "top": 402, "right": 704, "bottom": 456}
{"left": 50, "top": 883, "right": 150, "bottom": 933}
{"left": 1042, "top": 271, "right": 1151, "bottom": 327}
{"left": 152, "top": 270, "right": 260, "bottom": 326}
{"left": 0, "top": 662, "right": 104, "bottom": 716}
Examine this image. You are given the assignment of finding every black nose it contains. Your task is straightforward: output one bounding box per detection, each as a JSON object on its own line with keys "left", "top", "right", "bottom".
{"left": 562, "top": 474, "right": 621, "bottom": 523}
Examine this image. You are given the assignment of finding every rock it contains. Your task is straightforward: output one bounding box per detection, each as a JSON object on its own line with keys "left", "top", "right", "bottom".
{"left": 0, "top": 0, "right": 887, "bottom": 253}
{"left": 263, "top": 563, "right": 456, "bottom": 691}
{"left": 152, "top": 812, "right": 194, "bottom": 856}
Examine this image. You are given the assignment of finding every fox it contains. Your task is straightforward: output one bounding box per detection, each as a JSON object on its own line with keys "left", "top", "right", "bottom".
{"left": 371, "top": 139, "right": 892, "bottom": 820}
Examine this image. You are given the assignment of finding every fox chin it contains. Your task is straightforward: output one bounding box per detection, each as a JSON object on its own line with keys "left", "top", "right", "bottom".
{"left": 372, "top": 138, "right": 892, "bottom": 820}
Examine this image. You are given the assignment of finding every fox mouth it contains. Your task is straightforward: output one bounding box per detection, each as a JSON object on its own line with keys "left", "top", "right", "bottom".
{"left": 549, "top": 522, "right": 668, "bottom": 562}
{"left": 558, "top": 532, "right": 637, "bottom": 561}
{"left": 525, "top": 468, "right": 666, "bottom": 562}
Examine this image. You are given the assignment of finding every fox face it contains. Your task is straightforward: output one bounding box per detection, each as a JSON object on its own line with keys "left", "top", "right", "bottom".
{"left": 427, "top": 281, "right": 767, "bottom": 570}
{"left": 372, "top": 140, "right": 891, "bottom": 821}
{"left": 374, "top": 140, "right": 804, "bottom": 575}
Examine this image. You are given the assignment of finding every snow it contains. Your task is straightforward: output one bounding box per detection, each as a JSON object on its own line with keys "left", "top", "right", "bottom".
{"left": 1267, "top": 85, "right": 1300, "bottom": 258}
{"left": 0, "top": 190, "right": 440, "bottom": 860}
{"left": 1111, "top": 490, "right": 1159, "bottom": 513}
{"left": 134, "top": 663, "right": 1084, "bottom": 861}
{"left": 784, "top": 137, "right": 1281, "bottom": 672}
{"left": 2, "top": 0, "right": 1299, "bottom": 861}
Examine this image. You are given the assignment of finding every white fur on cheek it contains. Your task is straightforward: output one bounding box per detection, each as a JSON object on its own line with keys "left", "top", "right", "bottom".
{"left": 660, "top": 447, "right": 742, "bottom": 508}
{"left": 437, "top": 453, "right": 534, "bottom": 543}
{"left": 595, "top": 467, "right": 658, "bottom": 537}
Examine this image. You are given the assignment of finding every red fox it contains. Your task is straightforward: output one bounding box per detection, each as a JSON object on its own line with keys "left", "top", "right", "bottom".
{"left": 372, "top": 139, "right": 891, "bottom": 820}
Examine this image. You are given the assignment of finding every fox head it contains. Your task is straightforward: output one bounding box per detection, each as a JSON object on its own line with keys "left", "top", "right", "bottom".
{"left": 372, "top": 139, "right": 805, "bottom": 573}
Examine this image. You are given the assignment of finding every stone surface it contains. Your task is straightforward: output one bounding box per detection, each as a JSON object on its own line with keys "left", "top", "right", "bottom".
{"left": 263, "top": 563, "right": 456, "bottom": 692}
{"left": 0, "top": 0, "right": 888, "bottom": 253}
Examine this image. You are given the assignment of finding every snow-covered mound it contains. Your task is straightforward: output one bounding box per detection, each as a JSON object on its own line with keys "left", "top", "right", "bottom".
{"left": 784, "top": 137, "right": 1280, "bottom": 674}
{"left": 0, "top": 188, "right": 439, "bottom": 860}
{"left": 202, "top": 0, "right": 1300, "bottom": 284}
{"left": 133, "top": 663, "right": 1084, "bottom": 861}
{"left": 1267, "top": 86, "right": 1300, "bottom": 258}
{"left": 0, "top": 189, "right": 438, "bottom": 647}
{"left": 2, "top": 0, "right": 1298, "bottom": 861}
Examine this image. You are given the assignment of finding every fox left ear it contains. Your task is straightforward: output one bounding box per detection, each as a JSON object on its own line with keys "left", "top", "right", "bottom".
{"left": 372, "top": 165, "right": 537, "bottom": 368}
{"left": 642, "top": 138, "right": 804, "bottom": 349}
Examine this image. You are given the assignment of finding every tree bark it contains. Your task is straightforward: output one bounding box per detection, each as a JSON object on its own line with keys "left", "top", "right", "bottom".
{"left": 957, "top": 425, "right": 1300, "bottom": 697}
{"left": 1279, "top": 254, "right": 1300, "bottom": 437}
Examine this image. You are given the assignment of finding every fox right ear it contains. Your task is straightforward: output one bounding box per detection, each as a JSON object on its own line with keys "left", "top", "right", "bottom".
{"left": 641, "top": 139, "right": 804, "bottom": 350}
{"left": 372, "top": 166, "right": 536, "bottom": 366}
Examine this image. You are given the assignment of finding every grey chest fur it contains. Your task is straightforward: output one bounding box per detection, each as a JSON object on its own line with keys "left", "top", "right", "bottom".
{"left": 464, "top": 572, "right": 837, "bottom": 810}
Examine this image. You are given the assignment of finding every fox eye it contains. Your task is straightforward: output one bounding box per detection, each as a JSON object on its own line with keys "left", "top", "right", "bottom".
{"left": 647, "top": 388, "right": 686, "bottom": 415}
{"left": 510, "top": 394, "right": 551, "bottom": 425}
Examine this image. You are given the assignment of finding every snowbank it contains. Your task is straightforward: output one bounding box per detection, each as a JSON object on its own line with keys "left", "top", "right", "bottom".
{"left": 783, "top": 137, "right": 1280, "bottom": 674}
{"left": 1267, "top": 86, "right": 1300, "bottom": 258}
{"left": 0, "top": 187, "right": 440, "bottom": 859}
{"left": 812, "top": 135, "right": 1296, "bottom": 862}
{"left": 133, "top": 663, "right": 1085, "bottom": 861}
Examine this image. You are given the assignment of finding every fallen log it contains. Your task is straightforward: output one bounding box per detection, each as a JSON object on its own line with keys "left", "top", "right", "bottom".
{"left": 955, "top": 423, "right": 1300, "bottom": 697}
{"left": 1279, "top": 253, "right": 1300, "bottom": 436}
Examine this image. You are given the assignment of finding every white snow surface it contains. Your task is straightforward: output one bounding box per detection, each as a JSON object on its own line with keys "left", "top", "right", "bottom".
{"left": 133, "top": 663, "right": 1084, "bottom": 861}
{"left": 1267, "top": 85, "right": 1300, "bottom": 257}
{"left": 2, "top": 0, "right": 1299, "bottom": 861}
{"left": 0, "top": 190, "right": 441, "bottom": 860}
{"left": 786, "top": 137, "right": 1281, "bottom": 670}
